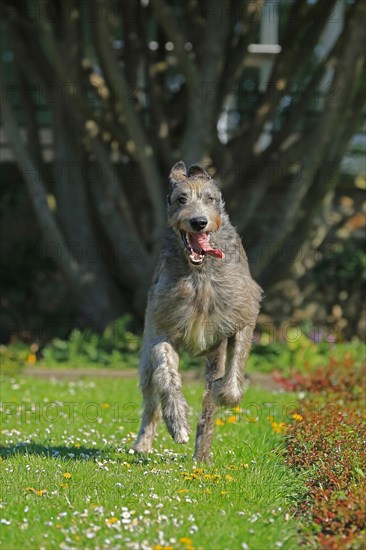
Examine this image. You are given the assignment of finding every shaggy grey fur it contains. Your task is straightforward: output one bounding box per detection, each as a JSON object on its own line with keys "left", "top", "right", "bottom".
{"left": 133, "top": 161, "right": 262, "bottom": 462}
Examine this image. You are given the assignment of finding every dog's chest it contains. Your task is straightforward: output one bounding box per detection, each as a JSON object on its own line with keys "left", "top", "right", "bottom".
{"left": 154, "top": 274, "right": 231, "bottom": 354}
{"left": 179, "top": 278, "right": 217, "bottom": 352}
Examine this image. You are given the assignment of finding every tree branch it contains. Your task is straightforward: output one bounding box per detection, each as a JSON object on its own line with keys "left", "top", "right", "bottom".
{"left": 240, "top": 0, "right": 338, "bottom": 159}
{"left": 1, "top": 93, "right": 81, "bottom": 287}
{"left": 180, "top": 1, "right": 230, "bottom": 163}
{"left": 252, "top": 0, "right": 366, "bottom": 278}
{"left": 24, "top": 8, "right": 130, "bottom": 155}
{"left": 121, "top": 0, "right": 142, "bottom": 87}
{"left": 221, "top": 0, "right": 264, "bottom": 99}
{"left": 87, "top": 136, "right": 151, "bottom": 282}
{"left": 150, "top": 0, "right": 201, "bottom": 94}
{"left": 91, "top": 0, "right": 165, "bottom": 241}
{"left": 232, "top": 7, "right": 357, "bottom": 231}
{"left": 140, "top": 13, "right": 174, "bottom": 168}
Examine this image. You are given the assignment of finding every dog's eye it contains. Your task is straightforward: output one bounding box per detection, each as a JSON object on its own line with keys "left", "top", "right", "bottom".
{"left": 178, "top": 196, "right": 188, "bottom": 204}
{"left": 206, "top": 196, "right": 214, "bottom": 203}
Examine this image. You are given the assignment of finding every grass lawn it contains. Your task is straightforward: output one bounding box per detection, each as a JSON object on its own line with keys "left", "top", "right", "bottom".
{"left": 0, "top": 374, "right": 305, "bottom": 550}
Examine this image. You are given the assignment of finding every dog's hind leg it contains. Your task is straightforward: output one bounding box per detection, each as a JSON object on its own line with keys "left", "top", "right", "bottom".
{"left": 194, "top": 340, "right": 227, "bottom": 462}
{"left": 212, "top": 326, "right": 254, "bottom": 407}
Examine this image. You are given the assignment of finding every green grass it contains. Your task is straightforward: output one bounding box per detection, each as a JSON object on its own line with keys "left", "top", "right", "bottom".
{"left": 0, "top": 374, "right": 305, "bottom": 549}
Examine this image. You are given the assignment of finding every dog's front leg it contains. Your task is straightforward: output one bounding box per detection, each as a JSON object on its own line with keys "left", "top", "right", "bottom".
{"left": 133, "top": 340, "right": 162, "bottom": 453}
{"left": 212, "top": 326, "right": 254, "bottom": 406}
{"left": 151, "top": 340, "right": 190, "bottom": 444}
{"left": 134, "top": 338, "right": 190, "bottom": 451}
{"left": 150, "top": 341, "right": 190, "bottom": 444}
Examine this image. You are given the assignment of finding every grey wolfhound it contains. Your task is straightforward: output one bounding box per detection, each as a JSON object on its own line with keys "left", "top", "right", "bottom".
{"left": 133, "top": 161, "right": 262, "bottom": 461}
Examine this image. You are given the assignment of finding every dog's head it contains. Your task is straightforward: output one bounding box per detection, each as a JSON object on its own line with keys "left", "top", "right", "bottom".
{"left": 167, "top": 161, "right": 225, "bottom": 266}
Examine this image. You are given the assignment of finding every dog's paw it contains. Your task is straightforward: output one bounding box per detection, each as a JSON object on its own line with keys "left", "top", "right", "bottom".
{"left": 162, "top": 398, "right": 191, "bottom": 444}
{"left": 212, "top": 379, "right": 243, "bottom": 407}
{"left": 174, "top": 430, "right": 190, "bottom": 444}
{"left": 170, "top": 424, "right": 190, "bottom": 444}
{"left": 193, "top": 450, "right": 213, "bottom": 463}
{"left": 133, "top": 439, "right": 153, "bottom": 453}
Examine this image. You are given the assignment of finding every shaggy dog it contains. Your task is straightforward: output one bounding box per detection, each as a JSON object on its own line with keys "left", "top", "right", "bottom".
{"left": 134, "top": 161, "right": 262, "bottom": 461}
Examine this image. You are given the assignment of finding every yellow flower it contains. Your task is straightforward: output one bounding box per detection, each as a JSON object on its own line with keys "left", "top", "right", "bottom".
{"left": 59, "top": 482, "right": 68, "bottom": 489}
{"left": 102, "top": 402, "right": 110, "bottom": 409}
{"left": 232, "top": 406, "right": 241, "bottom": 413}
{"left": 27, "top": 353, "right": 36, "bottom": 364}
{"left": 271, "top": 421, "right": 286, "bottom": 434}
{"left": 203, "top": 489, "right": 211, "bottom": 494}
{"left": 178, "top": 489, "right": 188, "bottom": 493}
{"left": 106, "top": 517, "right": 118, "bottom": 524}
{"left": 25, "top": 487, "right": 46, "bottom": 496}
{"left": 242, "top": 463, "right": 249, "bottom": 469}
{"left": 227, "top": 415, "right": 236, "bottom": 424}
{"left": 225, "top": 474, "right": 234, "bottom": 481}
{"left": 63, "top": 472, "right": 72, "bottom": 479}
{"left": 179, "top": 537, "right": 193, "bottom": 545}
{"left": 215, "top": 418, "right": 225, "bottom": 426}
{"left": 292, "top": 413, "right": 303, "bottom": 422}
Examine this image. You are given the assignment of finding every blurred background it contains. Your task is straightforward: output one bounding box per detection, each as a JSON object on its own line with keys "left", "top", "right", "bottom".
{"left": 0, "top": 0, "right": 365, "bottom": 360}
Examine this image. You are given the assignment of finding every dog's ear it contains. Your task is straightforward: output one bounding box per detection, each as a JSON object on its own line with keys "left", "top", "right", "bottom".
{"left": 169, "top": 161, "right": 187, "bottom": 186}
{"left": 188, "top": 165, "right": 211, "bottom": 180}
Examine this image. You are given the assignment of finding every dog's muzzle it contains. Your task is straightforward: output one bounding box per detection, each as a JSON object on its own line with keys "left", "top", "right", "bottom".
{"left": 180, "top": 231, "right": 225, "bottom": 265}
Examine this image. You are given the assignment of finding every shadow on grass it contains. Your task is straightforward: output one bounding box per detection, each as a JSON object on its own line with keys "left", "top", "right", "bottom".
{"left": 0, "top": 443, "right": 131, "bottom": 461}
{"left": 0, "top": 443, "right": 189, "bottom": 466}
{"left": 0, "top": 442, "right": 192, "bottom": 466}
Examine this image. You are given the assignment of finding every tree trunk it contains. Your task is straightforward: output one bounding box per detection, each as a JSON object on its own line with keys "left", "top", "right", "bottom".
{"left": 1, "top": 0, "right": 365, "bottom": 332}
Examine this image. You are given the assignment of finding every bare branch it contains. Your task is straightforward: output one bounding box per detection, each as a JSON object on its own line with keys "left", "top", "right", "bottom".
{"left": 221, "top": 0, "right": 264, "bottom": 98}
{"left": 140, "top": 14, "right": 173, "bottom": 168}
{"left": 91, "top": 0, "right": 165, "bottom": 240}
{"left": 233, "top": 7, "right": 358, "bottom": 231}
{"left": 121, "top": 0, "right": 142, "bottom": 86}
{"left": 87, "top": 137, "right": 151, "bottom": 284}
{"left": 24, "top": 9, "right": 129, "bottom": 154}
{"left": 180, "top": 1, "right": 230, "bottom": 163}
{"left": 5, "top": 20, "right": 52, "bottom": 93}
{"left": 240, "top": 0, "right": 338, "bottom": 158}
{"left": 150, "top": 0, "right": 200, "bottom": 94}
{"left": 1, "top": 93, "right": 81, "bottom": 287}
{"left": 252, "top": 0, "right": 366, "bottom": 277}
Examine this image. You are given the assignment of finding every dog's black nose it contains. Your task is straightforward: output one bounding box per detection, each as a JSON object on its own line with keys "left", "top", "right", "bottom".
{"left": 190, "top": 217, "right": 208, "bottom": 231}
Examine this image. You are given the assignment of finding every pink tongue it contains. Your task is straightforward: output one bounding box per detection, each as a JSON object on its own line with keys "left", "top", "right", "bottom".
{"left": 189, "top": 233, "right": 225, "bottom": 259}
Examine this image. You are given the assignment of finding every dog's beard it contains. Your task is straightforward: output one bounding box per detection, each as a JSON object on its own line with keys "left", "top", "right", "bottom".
{"left": 179, "top": 231, "right": 224, "bottom": 265}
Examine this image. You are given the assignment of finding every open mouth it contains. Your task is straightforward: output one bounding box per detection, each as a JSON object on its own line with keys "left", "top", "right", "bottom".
{"left": 180, "top": 231, "right": 225, "bottom": 265}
